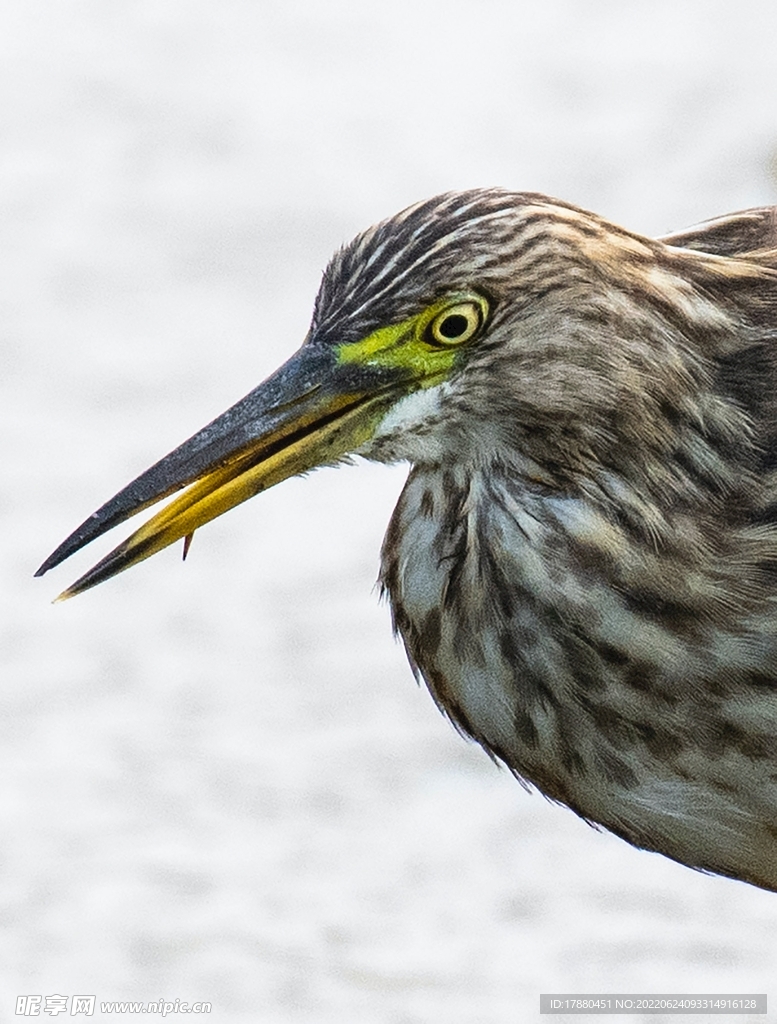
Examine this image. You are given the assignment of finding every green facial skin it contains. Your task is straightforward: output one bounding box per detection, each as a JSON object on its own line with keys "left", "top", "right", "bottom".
{"left": 336, "top": 293, "right": 489, "bottom": 387}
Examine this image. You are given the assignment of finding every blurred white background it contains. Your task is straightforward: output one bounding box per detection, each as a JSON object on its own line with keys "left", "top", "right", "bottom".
{"left": 4, "top": 2, "right": 777, "bottom": 1021}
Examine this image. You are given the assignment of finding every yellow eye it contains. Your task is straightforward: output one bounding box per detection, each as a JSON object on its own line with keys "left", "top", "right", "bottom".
{"left": 426, "top": 299, "right": 487, "bottom": 347}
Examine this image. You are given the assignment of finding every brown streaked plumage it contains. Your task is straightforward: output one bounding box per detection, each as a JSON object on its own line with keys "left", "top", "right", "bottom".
{"left": 38, "top": 191, "right": 777, "bottom": 891}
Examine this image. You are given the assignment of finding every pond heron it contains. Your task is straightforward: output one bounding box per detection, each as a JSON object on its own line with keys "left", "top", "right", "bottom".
{"left": 38, "top": 190, "right": 777, "bottom": 891}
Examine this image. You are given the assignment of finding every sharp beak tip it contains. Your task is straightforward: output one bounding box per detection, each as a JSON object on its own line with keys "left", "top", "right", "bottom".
{"left": 35, "top": 535, "right": 87, "bottom": 580}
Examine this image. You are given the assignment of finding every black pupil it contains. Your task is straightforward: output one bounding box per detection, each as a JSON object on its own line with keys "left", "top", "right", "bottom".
{"left": 438, "top": 313, "right": 470, "bottom": 339}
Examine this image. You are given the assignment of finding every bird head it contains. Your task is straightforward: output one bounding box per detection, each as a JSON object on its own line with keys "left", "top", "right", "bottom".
{"left": 36, "top": 188, "right": 757, "bottom": 598}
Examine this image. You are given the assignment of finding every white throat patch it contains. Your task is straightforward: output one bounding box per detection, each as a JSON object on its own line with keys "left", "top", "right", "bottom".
{"left": 358, "top": 383, "right": 451, "bottom": 463}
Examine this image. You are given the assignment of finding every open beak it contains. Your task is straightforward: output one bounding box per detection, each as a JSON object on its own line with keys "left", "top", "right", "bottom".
{"left": 36, "top": 342, "right": 401, "bottom": 599}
